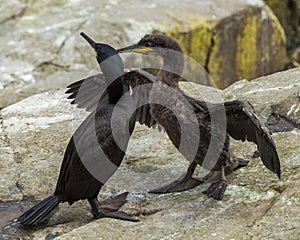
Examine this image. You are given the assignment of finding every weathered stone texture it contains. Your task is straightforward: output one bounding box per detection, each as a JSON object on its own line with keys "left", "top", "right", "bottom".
{"left": 1, "top": 67, "right": 299, "bottom": 239}
{"left": 0, "top": 0, "right": 288, "bottom": 109}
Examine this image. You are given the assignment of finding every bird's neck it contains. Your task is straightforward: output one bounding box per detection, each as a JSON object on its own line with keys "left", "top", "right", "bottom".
{"left": 156, "top": 69, "right": 181, "bottom": 88}
{"left": 99, "top": 58, "right": 126, "bottom": 104}
{"left": 156, "top": 46, "right": 184, "bottom": 88}
{"left": 106, "top": 76, "right": 125, "bottom": 104}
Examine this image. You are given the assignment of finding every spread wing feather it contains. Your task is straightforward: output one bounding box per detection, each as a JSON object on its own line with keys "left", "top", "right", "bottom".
{"left": 65, "top": 69, "right": 160, "bottom": 130}
{"left": 224, "top": 100, "right": 280, "bottom": 178}
{"left": 183, "top": 96, "right": 280, "bottom": 178}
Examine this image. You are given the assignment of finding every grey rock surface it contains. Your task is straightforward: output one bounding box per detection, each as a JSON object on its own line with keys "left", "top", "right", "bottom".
{"left": 1, "top": 67, "right": 300, "bottom": 239}
{"left": 223, "top": 67, "right": 300, "bottom": 125}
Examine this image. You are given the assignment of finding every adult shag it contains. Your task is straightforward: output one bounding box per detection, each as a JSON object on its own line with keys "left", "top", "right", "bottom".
{"left": 117, "top": 34, "right": 281, "bottom": 200}
{"left": 15, "top": 33, "right": 156, "bottom": 226}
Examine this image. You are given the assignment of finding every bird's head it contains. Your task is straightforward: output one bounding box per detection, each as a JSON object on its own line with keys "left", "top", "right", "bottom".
{"left": 80, "top": 32, "right": 124, "bottom": 76}
{"left": 117, "top": 34, "right": 183, "bottom": 56}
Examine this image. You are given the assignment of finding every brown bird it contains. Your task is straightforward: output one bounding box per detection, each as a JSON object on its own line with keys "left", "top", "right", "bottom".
{"left": 117, "top": 34, "right": 281, "bottom": 200}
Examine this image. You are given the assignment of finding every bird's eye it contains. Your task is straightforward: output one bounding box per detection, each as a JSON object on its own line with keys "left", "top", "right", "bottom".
{"left": 144, "top": 42, "right": 152, "bottom": 47}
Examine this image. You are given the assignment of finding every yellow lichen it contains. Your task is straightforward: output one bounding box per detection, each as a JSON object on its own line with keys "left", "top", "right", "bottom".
{"left": 168, "top": 22, "right": 214, "bottom": 66}
{"left": 158, "top": 5, "right": 287, "bottom": 89}
{"left": 209, "top": 6, "right": 287, "bottom": 88}
{"left": 165, "top": 21, "right": 216, "bottom": 86}
{"left": 236, "top": 12, "right": 259, "bottom": 80}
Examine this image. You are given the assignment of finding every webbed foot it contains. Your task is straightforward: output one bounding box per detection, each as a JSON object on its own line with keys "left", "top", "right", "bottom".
{"left": 93, "top": 209, "right": 139, "bottom": 222}
{"left": 149, "top": 174, "right": 204, "bottom": 194}
{"left": 203, "top": 180, "right": 227, "bottom": 200}
{"left": 99, "top": 192, "right": 128, "bottom": 212}
{"left": 88, "top": 194, "right": 139, "bottom": 222}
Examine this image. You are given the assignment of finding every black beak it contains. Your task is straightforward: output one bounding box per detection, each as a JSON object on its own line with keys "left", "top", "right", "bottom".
{"left": 80, "top": 32, "right": 96, "bottom": 50}
{"left": 117, "top": 44, "right": 139, "bottom": 53}
{"left": 117, "top": 44, "right": 153, "bottom": 54}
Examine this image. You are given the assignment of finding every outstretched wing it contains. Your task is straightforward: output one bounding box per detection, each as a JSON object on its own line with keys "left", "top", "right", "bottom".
{"left": 65, "top": 69, "right": 160, "bottom": 130}
{"left": 224, "top": 100, "right": 281, "bottom": 178}
{"left": 183, "top": 95, "right": 280, "bottom": 178}
{"left": 66, "top": 74, "right": 109, "bottom": 112}
{"left": 123, "top": 69, "right": 158, "bottom": 129}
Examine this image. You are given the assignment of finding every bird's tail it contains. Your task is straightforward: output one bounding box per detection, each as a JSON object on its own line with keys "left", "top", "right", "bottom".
{"left": 17, "top": 195, "right": 62, "bottom": 226}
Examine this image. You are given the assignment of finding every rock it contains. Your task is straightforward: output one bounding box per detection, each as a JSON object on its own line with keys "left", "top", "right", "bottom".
{"left": 180, "top": 67, "right": 300, "bottom": 130}
{"left": 206, "top": 4, "right": 287, "bottom": 88}
{"left": 291, "top": 47, "right": 300, "bottom": 67}
{"left": 1, "top": 67, "right": 300, "bottom": 239}
{"left": 0, "top": 90, "right": 88, "bottom": 200}
{"left": 263, "top": 0, "right": 300, "bottom": 69}
{"left": 0, "top": 0, "right": 287, "bottom": 109}
{"left": 264, "top": 0, "right": 300, "bottom": 53}
{"left": 222, "top": 67, "right": 300, "bottom": 126}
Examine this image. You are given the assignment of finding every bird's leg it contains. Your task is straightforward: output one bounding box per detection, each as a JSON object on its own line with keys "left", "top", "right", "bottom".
{"left": 203, "top": 166, "right": 227, "bottom": 200}
{"left": 88, "top": 198, "right": 139, "bottom": 222}
{"left": 149, "top": 161, "right": 204, "bottom": 194}
{"left": 98, "top": 192, "right": 128, "bottom": 212}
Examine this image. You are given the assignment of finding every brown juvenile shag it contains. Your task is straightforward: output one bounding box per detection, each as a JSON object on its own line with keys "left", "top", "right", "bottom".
{"left": 117, "top": 34, "right": 281, "bottom": 200}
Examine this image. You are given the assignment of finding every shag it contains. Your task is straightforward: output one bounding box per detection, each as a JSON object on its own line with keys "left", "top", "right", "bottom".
{"left": 15, "top": 33, "right": 156, "bottom": 226}
{"left": 117, "top": 34, "right": 281, "bottom": 200}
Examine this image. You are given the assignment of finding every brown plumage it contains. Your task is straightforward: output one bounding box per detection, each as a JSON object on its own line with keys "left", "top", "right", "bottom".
{"left": 117, "top": 34, "right": 281, "bottom": 200}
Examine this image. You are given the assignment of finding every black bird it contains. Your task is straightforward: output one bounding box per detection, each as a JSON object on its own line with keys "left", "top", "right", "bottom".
{"left": 14, "top": 33, "right": 156, "bottom": 226}
{"left": 117, "top": 34, "right": 281, "bottom": 200}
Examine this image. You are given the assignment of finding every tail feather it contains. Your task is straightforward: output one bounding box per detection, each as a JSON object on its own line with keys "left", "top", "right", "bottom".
{"left": 17, "top": 195, "right": 62, "bottom": 226}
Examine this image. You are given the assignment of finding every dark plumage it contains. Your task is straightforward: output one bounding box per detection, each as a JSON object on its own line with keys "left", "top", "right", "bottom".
{"left": 15, "top": 33, "right": 156, "bottom": 226}
{"left": 117, "top": 34, "right": 281, "bottom": 200}
{"left": 66, "top": 68, "right": 157, "bottom": 128}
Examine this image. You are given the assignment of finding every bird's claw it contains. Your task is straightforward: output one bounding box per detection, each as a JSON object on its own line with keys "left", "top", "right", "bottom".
{"left": 203, "top": 180, "right": 227, "bottom": 200}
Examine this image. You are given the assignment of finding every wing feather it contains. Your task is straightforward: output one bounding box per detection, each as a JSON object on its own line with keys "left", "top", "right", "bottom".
{"left": 224, "top": 100, "right": 280, "bottom": 178}
{"left": 65, "top": 69, "right": 159, "bottom": 129}
{"left": 182, "top": 96, "right": 280, "bottom": 178}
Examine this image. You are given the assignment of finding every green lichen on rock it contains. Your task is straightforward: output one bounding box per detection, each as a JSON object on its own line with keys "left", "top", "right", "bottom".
{"left": 163, "top": 4, "right": 288, "bottom": 89}
{"left": 209, "top": 6, "right": 287, "bottom": 88}
{"left": 236, "top": 13, "right": 259, "bottom": 80}
{"left": 237, "top": 6, "right": 287, "bottom": 82}
{"left": 151, "top": 3, "right": 288, "bottom": 89}
{"left": 166, "top": 21, "right": 217, "bottom": 86}
{"left": 168, "top": 21, "right": 215, "bottom": 67}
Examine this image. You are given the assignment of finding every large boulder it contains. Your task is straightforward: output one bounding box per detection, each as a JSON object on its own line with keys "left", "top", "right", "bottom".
{"left": 0, "top": 0, "right": 287, "bottom": 109}
{"left": 264, "top": 0, "right": 300, "bottom": 52}
{"left": 1, "top": 67, "right": 299, "bottom": 239}
{"left": 264, "top": 0, "right": 300, "bottom": 68}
